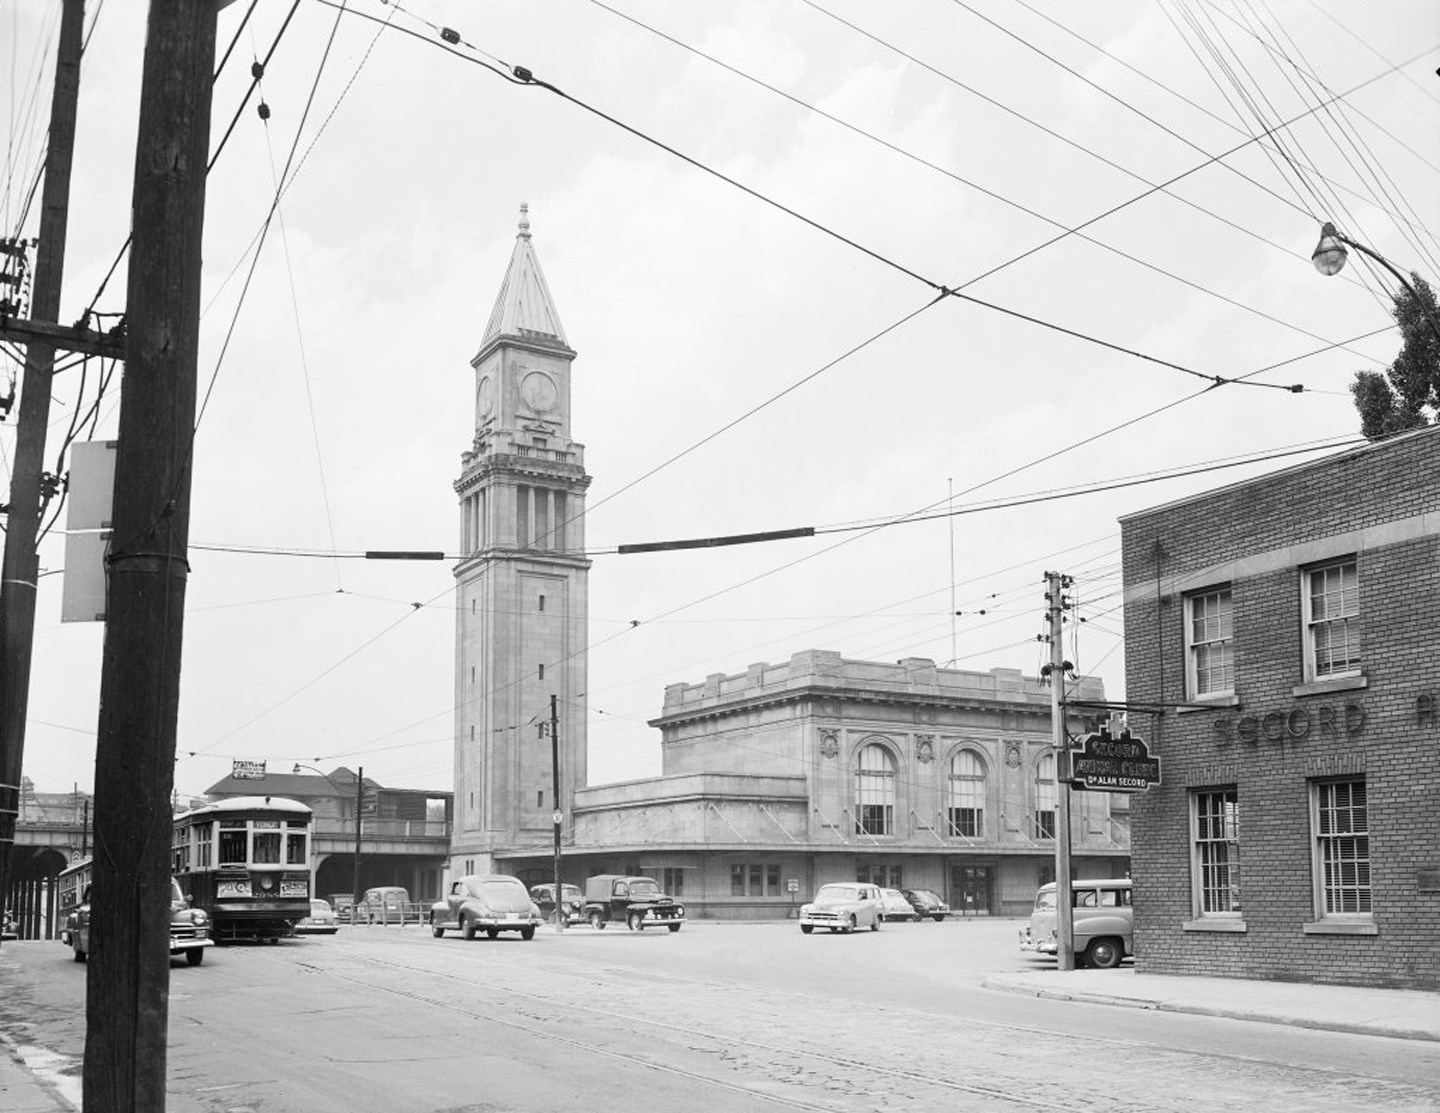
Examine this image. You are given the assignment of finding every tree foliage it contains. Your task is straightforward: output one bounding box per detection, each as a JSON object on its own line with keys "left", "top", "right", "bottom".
{"left": 1351, "top": 274, "right": 1440, "bottom": 440}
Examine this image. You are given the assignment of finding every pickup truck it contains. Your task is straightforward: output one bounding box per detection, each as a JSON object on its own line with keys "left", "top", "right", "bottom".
{"left": 583, "top": 874, "right": 684, "bottom": 932}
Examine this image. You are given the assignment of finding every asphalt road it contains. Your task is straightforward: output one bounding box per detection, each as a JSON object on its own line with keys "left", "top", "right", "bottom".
{"left": 3, "top": 916, "right": 1437, "bottom": 1112}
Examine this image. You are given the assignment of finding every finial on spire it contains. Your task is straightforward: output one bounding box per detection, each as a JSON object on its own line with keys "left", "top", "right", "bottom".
{"left": 518, "top": 203, "right": 530, "bottom": 238}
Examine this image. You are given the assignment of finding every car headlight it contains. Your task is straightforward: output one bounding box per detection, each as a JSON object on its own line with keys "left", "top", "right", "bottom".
{"left": 190, "top": 909, "right": 209, "bottom": 925}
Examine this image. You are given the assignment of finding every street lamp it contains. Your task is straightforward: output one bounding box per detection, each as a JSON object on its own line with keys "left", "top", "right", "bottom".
{"left": 293, "top": 763, "right": 364, "bottom": 919}
{"left": 1312, "top": 221, "right": 1440, "bottom": 348}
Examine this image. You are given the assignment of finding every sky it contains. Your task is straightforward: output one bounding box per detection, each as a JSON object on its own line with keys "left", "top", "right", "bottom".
{"left": 3, "top": 0, "right": 1437, "bottom": 800}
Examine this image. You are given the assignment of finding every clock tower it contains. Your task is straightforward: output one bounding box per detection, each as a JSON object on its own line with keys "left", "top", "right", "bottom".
{"left": 451, "top": 206, "right": 590, "bottom": 875}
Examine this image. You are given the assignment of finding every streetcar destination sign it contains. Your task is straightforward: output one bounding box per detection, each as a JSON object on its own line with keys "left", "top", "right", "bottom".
{"left": 1069, "top": 724, "right": 1160, "bottom": 792}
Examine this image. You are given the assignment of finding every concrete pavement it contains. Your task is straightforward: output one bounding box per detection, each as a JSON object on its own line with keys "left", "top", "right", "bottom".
{"left": 3, "top": 965, "right": 1436, "bottom": 1113}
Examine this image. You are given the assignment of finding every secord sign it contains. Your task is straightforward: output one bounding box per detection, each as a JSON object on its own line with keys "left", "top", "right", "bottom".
{"left": 1069, "top": 721, "right": 1161, "bottom": 793}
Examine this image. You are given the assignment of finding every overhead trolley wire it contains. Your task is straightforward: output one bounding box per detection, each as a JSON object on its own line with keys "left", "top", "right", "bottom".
{"left": 588, "top": 0, "right": 1384, "bottom": 363}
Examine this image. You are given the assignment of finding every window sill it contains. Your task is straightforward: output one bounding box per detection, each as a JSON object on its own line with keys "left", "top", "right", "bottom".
{"left": 1302, "top": 919, "right": 1377, "bottom": 936}
{"left": 1292, "top": 675, "right": 1368, "bottom": 698}
{"left": 1182, "top": 918, "right": 1247, "bottom": 933}
{"left": 1177, "top": 695, "right": 1240, "bottom": 713}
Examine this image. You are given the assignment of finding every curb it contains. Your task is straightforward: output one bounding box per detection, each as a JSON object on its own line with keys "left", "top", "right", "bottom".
{"left": 981, "top": 976, "right": 1440, "bottom": 1043}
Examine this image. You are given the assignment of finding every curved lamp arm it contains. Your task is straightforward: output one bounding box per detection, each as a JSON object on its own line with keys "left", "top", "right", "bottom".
{"left": 1313, "top": 222, "right": 1440, "bottom": 348}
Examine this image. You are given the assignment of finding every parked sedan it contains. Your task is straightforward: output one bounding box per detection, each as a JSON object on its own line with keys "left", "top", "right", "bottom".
{"left": 294, "top": 898, "right": 339, "bottom": 935}
{"left": 878, "top": 888, "right": 921, "bottom": 922}
{"left": 902, "top": 888, "right": 951, "bottom": 921}
{"left": 430, "top": 875, "right": 543, "bottom": 941}
{"left": 798, "top": 883, "right": 882, "bottom": 934}
{"left": 530, "top": 882, "right": 586, "bottom": 926}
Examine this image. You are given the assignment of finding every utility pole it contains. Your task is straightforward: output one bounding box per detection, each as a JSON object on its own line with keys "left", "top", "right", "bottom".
{"left": 1045, "top": 570, "right": 1076, "bottom": 972}
{"left": 0, "top": 0, "right": 84, "bottom": 944}
{"left": 352, "top": 766, "right": 364, "bottom": 914}
{"left": 83, "top": 3, "right": 217, "bottom": 1110}
{"left": 549, "top": 693, "right": 564, "bottom": 933}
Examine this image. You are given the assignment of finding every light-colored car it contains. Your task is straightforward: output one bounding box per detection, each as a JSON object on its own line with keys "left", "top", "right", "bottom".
{"left": 1019, "top": 878, "right": 1133, "bottom": 969}
{"left": 62, "top": 877, "right": 212, "bottom": 966}
{"left": 878, "top": 888, "right": 920, "bottom": 922}
{"left": 430, "top": 875, "right": 543, "bottom": 940}
{"left": 358, "top": 886, "right": 411, "bottom": 924}
{"left": 798, "top": 883, "right": 882, "bottom": 934}
{"left": 294, "top": 898, "right": 339, "bottom": 935}
{"left": 902, "top": 888, "right": 951, "bottom": 921}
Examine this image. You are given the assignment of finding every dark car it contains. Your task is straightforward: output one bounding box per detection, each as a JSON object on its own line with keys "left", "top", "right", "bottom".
{"left": 530, "top": 883, "right": 585, "bottom": 926}
{"left": 902, "top": 888, "right": 951, "bottom": 921}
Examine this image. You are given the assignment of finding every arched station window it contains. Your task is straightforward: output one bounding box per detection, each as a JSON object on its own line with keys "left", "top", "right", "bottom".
{"left": 855, "top": 743, "right": 896, "bottom": 836}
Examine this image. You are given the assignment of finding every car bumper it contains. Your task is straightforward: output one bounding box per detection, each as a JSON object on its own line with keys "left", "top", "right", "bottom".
{"left": 169, "top": 936, "right": 214, "bottom": 954}
{"left": 1018, "top": 928, "right": 1056, "bottom": 954}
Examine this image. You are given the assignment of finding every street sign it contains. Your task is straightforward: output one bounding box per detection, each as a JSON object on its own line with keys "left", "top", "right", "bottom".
{"left": 786, "top": 878, "right": 799, "bottom": 893}
{"left": 1069, "top": 724, "right": 1160, "bottom": 792}
{"left": 231, "top": 759, "right": 266, "bottom": 780}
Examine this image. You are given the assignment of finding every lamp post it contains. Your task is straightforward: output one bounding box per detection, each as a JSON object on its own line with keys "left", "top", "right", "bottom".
{"left": 1312, "top": 221, "right": 1440, "bottom": 348}
{"left": 292, "top": 763, "right": 364, "bottom": 920}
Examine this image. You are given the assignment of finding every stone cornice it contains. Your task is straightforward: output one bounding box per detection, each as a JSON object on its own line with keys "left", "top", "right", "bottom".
{"left": 647, "top": 683, "right": 1061, "bottom": 729}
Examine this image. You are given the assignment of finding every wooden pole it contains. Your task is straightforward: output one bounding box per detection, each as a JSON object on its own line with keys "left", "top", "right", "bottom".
{"left": 0, "top": 0, "right": 83, "bottom": 941}
{"left": 83, "top": 2, "right": 216, "bottom": 1108}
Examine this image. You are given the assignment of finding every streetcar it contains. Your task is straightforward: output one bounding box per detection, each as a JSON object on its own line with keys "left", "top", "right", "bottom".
{"left": 172, "top": 795, "right": 313, "bottom": 942}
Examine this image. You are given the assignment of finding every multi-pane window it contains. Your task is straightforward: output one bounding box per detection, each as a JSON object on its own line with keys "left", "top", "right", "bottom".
{"left": 218, "top": 821, "right": 247, "bottom": 865}
{"left": 1034, "top": 753, "right": 1056, "bottom": 839}
{"left": 1192, "top": 789, "right": 1240, "bottom": 914}
{"left": 948, "top": 750, "right": 986, "bottom": 838}
{"left": 662, "top": 868, "right": 684, "bottom": 897}
{"left": 1313, "top": 779, "right": 1370, "bottom": 916}
{"left": 729, "top": 863, "right": 778, "bottom": 897}
{"left": 1186, "top": 588, "right": 1234, "bottom": 697}
{"left": 855, "top": 743, "right": 896, "bottom": 836}
{"left": 1305, "top": 559, "right": 1360, "bottom": 679}
{"left": 857, "top": 865, "right": 904, "bottom": 888}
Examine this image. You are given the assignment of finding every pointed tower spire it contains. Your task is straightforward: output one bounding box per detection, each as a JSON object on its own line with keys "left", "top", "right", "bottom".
{"left": 479, "top": 203, "right": 568, "bottom": 354}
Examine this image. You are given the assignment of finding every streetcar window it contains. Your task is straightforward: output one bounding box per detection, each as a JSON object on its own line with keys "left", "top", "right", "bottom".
{"left": 218, "top": 825, "right": 247, "bottom": 865}
{"left": 196, "top": 825, "right": 213, "bottom": 868}
{"left": 286, "top": 833, "right": 307, "bottom": 865}
{"left": 253, "top": 832, "right": 281, "bottom": 864}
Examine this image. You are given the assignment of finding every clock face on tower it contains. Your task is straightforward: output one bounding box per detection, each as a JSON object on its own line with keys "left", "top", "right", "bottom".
{"left": 520, "top": 370, "right": 558, "bottom": 413}
{"left": 476, "top": 375, "right": 495, "bottom": 418}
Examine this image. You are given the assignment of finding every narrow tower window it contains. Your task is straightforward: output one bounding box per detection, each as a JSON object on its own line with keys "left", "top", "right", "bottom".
{"left": 538, "top": 664, "right": 545, "bottom": 680}
{"left": 538, "top": 594, "right": 545, "bottom": 612}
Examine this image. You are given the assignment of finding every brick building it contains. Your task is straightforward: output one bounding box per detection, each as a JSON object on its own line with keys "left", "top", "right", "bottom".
{"left": 1120, "top": 426, "right": 1440, "bottom": 989}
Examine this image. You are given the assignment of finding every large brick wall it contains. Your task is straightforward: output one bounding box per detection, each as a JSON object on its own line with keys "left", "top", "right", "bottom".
{"left": 1121, "top": 428, "right": 1440, "bottom": 989}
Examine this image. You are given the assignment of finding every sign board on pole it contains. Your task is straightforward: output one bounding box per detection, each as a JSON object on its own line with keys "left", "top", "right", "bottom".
{"left": 231, "top": 759, "right": 266, "bottom": 780}
{"left": 1069, "top": 723, "right": 1160, "bottom": 792}
{"left": 60, "top": 440, "right": 118, "bottom": 622}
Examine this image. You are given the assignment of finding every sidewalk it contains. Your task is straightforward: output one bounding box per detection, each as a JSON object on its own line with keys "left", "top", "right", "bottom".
{"left": 0, "top": 1031, "right": 78, "bottom": 1113}
{"left": 985, "top": 967, "right": 1440, "bottom": 1042}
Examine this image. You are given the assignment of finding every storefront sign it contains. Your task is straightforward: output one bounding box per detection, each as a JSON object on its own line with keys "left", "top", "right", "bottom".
{"left": 1070, "top": 725, "right": 1161, "bottom": 792}
{"left": 1213, "top": 702, "right": 1364, "bottom": 746}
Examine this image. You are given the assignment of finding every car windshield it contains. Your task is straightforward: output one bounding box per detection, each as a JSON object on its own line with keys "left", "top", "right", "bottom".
{"left": 628, "top": 880, "right": 661, "bottom": 900}
{"left": 562, "top": 885, "right": 582, "bottom": 900}
{"left": 311, "top": 900, "right": 330, "bottom": 913}
{"left": 813, "top": 885, "right": 860, "bottom": 906}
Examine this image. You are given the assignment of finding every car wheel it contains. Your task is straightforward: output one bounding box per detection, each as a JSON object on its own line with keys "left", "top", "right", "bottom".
{"left": 1086, "top": 938, "right": 1123, "bottom": 969}
{"left": 845, "top": 914, "right": 857, "bottom": 934}
{"left": 462, "top": 916, "right": 476, "bottom": 941}
{"left": 627, "top": 912, "right": 642, "bottom": 931}
{"left": 667, "top": 923, "right": 681, "bottom": 933}
{"left": 186, "top": 948, "right": 204, "bottom": 967}
{"left": 800, "top": 924, "right": 814, "bottom": 934}
{"left": 485, "top": 927, "right": 500, "bottom": 940}
{"left": 870, "top": 917, "right": 880, "bottom": 932}
{"left": 933, "top": 914, "right": 945, "bottom": 922}
{"left": 431, "top": 922, "right": 445, "bottom": 938}
{"left": 589, "top": 911, "right": 606, "bottom": 930}
{"left": 520, "top": 926, "right": 535, "bottom": 941}
{"left": 72, "top": 946, "right": 86, "bottom": 963}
